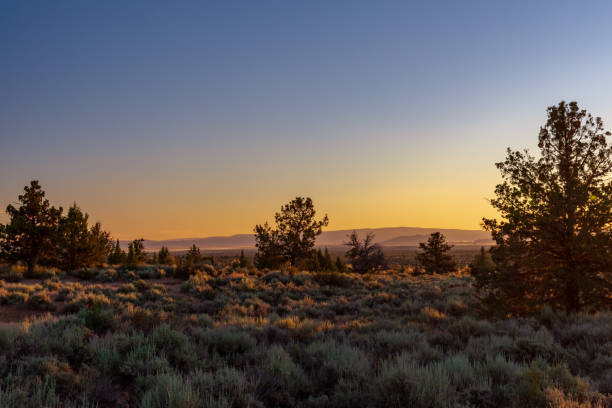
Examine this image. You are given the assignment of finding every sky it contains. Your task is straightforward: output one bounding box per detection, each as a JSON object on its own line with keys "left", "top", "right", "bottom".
{"left": 1, "top": 1, "right": 612, "bottom": 240}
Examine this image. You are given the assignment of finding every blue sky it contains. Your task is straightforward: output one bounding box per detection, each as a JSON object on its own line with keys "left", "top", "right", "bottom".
{"left": 2, "top": 1, "right": 612, "bottom": 239}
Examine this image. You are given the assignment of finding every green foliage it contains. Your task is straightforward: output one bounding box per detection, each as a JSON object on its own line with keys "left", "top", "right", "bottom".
{"left": 27, "top": 290, "right": 54, "bottom": 310}
{"left": 157, "top": 246, "right": 174, "bottom": 265}
{"left": 480, "top": 101, "right": 612, "bottom": 315}
{"left": 0, "top": 181, "right": 63, "bottom": 275}
{"left": 238, "top": 249, "right": 249, "bottom": 268}
{"left": 469, "top": 246, "right": 494, "bottom": 284}
{"left": 81, "top": 304, "right": 115, "bottom": 334}
{"left": 107, "top": 240, "right": 126, "bottom": 265}
{"left": 126, "top": 239, "right": 146, "bottom": 269}
{"left": 415, "top": 232, "right": 457, "bottom": 274}
{"left": 185, "top": 244, "right": 201, "bottom": 272}
{"left": 335, "top": 256, "right": 347, "bottom": 272}
{"left": 56, "top": 204, "right": 112, "bottom": 271}
{"left": 254, "top": 197, "right": 329, "bottom": 268}
{"left": 256, "top": 345, "right": 311, "bottom": 406}
{"left": 0, "top": 263, "right": 611, "bottom": 407}
{"left": 140, "top": 373, "right": 200, "bottom": 408}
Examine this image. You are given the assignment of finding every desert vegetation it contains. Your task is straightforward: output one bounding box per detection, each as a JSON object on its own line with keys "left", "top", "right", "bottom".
{"left": 2, "top": 265, "right": 612, "bottom": 407}
{"left": 0, "top": 101, "right": 611, "bottom": 407}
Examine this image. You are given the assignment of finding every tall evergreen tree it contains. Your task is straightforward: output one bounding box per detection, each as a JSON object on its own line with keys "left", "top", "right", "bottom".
{"left": 238, "top": 249, "right": 249, "bottom": 268}
{"left": 108, "top": 240, "right": 126, "bottom": 265}
{"left": 323, "top": 248, "right": 334, "bottom": 271}
{"left": 89, "top": 222, "right": 112, "bottom": 266}
{"left": 254, "top": 197, "right": 329, "bottom": 268}
{"left": 415, "top": 232, "right": 457, "bottom": 274}
{"left": 57, "top": 203, "right": 92, "bottom": 271}
{"left": 126, "top": 238, "right": 145, "bottom": 269}
{"left": 0, "top": 181, "right": 62, "bottom": 274}
{"left": 158, "top": 246, "right": 174, "bottom": 265}
{"left": 335, "top": 256, "right": 346, "bottom": 272}
{"left": 469, "top": 247, "right": 494, "bottom": 283}
{"left": 185, "top": 244, "right": 201, "bottom": 270}
{"left": 479, "top": 101, "right": 612, "bottom": 315}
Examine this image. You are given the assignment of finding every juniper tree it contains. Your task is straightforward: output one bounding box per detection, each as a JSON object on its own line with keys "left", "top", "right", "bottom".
{"left": 415, "top": 232, "right": 457, "bottom": 274}
{"left": 335, "top": 256, "right": 346, "bottom": 272}
{"left": 57, "top": 204, "right": 94, "bottom": 271}
{"left": 322, "top": 248, "right": 334, "bottom": 271}
{"left": 89, "top": 222, "right": 112, "bottom": 266}
{"left": 479, "top": 101, "right": 612, "bottom": 315}
{"left": 238, "top": 249, "right": 249, "bottom": 268}
{"left": 0, "top": 181, "right": 62, "bottom": 274}
{"left": 158, "top": 246, "right": 173, "bottom": 265}
{"left": 254, "top": 197, "right": 329, "bottom": 268}
{"left": 308, "top": 250, "right": 322, "bottom": 272}
{"left": 126, "top": 238, "right": 146, "bottom": 269}
{"left": 108, "top": 240, "right": 126, "bottom": 265}
{"left": 469, "top": 246, "right": 494, "bottom": 283}
{"left": 185, "top": 244, "right": 201, "bottom": 269}
{"left": 345, "top": 231, "right": 386, "bottom": 273}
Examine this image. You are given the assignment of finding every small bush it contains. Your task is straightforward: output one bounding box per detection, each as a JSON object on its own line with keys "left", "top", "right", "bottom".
{"left": 27, "top": 291, "right": 54, "bottom": 311}
{"left": 140, "top": 373, "right": 200, "bottom": 408}
{"left": 0, "top": 265, "right": 24, "bottom": 282}
{"left": 256, "top": 345, "right": 311, "bottom": 407}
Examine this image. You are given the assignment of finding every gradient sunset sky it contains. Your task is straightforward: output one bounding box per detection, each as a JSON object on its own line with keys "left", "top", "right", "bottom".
{"left": 2, "top": 1, "right": 612, "bottom": 240}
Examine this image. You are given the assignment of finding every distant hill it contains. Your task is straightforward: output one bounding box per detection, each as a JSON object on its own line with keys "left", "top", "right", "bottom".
{"left": 124, "top": 227, "right": 493, "bottom": 251}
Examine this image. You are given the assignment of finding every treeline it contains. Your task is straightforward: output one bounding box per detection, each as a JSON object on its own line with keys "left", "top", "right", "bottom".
{"left": 0, "top": 182, "right": 113, "bottom": 275}
{"left": 0, "top": 181, "right": 460, "bottom": 278}
{"left": 0, "top": 184, "right": 222, "bottom": 276}
{"left": 252, "top": 101, "right": 612, "bottom": 316}
{"left": 2, "top": 101, "right": 612, "bottom": 317}
{"left": 252, "top": 195, "right": 458, "bottom": 275}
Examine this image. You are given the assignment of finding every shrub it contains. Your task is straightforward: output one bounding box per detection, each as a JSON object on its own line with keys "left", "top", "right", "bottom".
{"left": 192, "top": 367, "right": 257, "bottom": 408}
{"left": 70, "top": 268, "right": 100, "bottom": 280}
{"left": 5, "top": 291, "right": 29, "bottom": 305}
{"left": 419, "top": 306, "right": 447, "bottom": 323}
{"left": 27, "top": 291, "right": 54, "bottom": 311}
{"left": 256, "top": 345, "right": 311, "bottom": 407}
{"left": 95, "top": 268, "right": 117, "bottom": 282}
{"left": 374, "top": 352, "right": 452, "bottom": 408}
{"left": 196, "top": 327, "right": 257, "bottom": 357}
{"left": 150, "top": 324, "right": 196, "bottom": 369}
{"left": 0, "top": 265, "right": 24, "bottom": 282}
{"left": 276, "top": 316, "right": 332, "bottom": 341}
{"left": 313, "top": 271, "right": 350, "bottom": 287}
{"left": 140, "top": 373, "right": 200, "bottom": 408}
{"left": 80, "top": 304, "right": 115, "bottom": 334}
{"left": 120, "top": 341, "right": 170, "bottom": 378}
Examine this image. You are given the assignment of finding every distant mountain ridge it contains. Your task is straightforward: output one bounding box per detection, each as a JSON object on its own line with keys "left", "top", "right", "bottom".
{"left": 122, "top": 227, "right": 493, "bottom": 251}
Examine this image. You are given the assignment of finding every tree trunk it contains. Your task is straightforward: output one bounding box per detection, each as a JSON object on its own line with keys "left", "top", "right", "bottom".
{"left": 27, "top": 257, "right": 36, "bottom": 276}
{"left": 564, "top": 274, "right": 580, "bottom": 314}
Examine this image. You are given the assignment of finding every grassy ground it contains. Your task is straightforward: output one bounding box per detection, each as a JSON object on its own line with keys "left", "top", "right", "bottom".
{"left": 0, "top": 263, "right": 611, "bottom": 407}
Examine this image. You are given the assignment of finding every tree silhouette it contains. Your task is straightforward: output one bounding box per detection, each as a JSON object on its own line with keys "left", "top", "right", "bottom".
{"left": 55, "top": 203, "right": 111, "bottom": 270}
{"left": 126, "top": 238, "right": 146, "bottom": 269}
{"left": 479, "top": 101, "right": 612, "bottom": 315}
{"left": 89, "top": 222, "right": 112, "bottom": 266}
{"left": 0, "top": 181, "right": 62, "bottom": 274}
{"left": 345, "top": 231, "right": 386, "bottom": 273}
{"left": 238, "top": 249, "right": 249, "bottom": 268}
{"left": 57, "top": 204, "right": 93, "bottom": 271}
{"left": 158, "top": 245, "right": 174, "bottom": 265}
{"left": 108, "top": 240, "right": 126, "bottom": 265}
{"left": 415, "top": 232, "right": 456, "bottom": 274}
{"left": 469, "top": 246, "right": 494, "bottom": 283}
{"left": 254, "top": 197, "right": 329, "bottom": 268}
{"left": 185, "top": 244, "right": 201, "bottom": 271}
